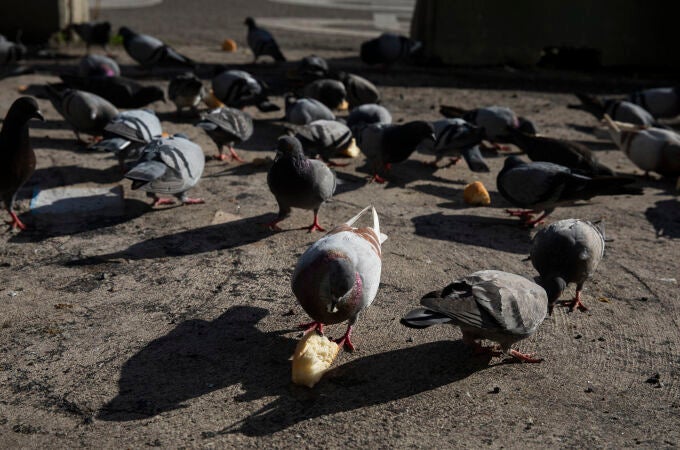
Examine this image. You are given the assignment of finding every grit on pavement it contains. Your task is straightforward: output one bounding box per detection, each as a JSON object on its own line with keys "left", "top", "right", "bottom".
{"left": 1, "top": 0, "right": 679, "bottom": 448}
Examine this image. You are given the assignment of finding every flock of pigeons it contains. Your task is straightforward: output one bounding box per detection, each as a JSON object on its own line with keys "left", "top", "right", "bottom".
{"left": 1, "top": 18, "right": 679, "bottom": 363}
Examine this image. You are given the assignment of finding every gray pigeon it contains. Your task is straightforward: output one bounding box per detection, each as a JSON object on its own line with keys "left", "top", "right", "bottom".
{"left": 507, "top": 127, "right": 615, "bottom": 176}
{"left": 346, "top": 103, "right": 392, "bottom": 136}
{"left": 92, "top": 109, "right": 163, "bottom": 169}
{"left": 293, "top": 119, "right": 353, "bottom": 166}
{"left": 211, "top": 69, "right": 279, "bottom": 112}
{"left": 292, "top": 205, "right": 387, "bottom": 351}
{"left": 401, "top": 270, "right": 548, "bottom": 363}
{"left": 285, "top": 96, "right": 335, "bottom": 125}
{"left": 302, "top": 79, "right": 347, "bottom": 110}
{"left": 603, "top": 115, "right": 680, "bottom": 177}
{"left": 168, "top": 73, "right": 206, "bottom": 116}
{"left": 266, "top": 135, "right": 336, "bottom": 232}
{"left": 244, "top": 17, "right": 286, "bottom": 62}
{"left": 77, "top": 54, "right": 120, "bottom": 77}
{"left": 420, "top": 118, "right": 488, "bottom": 171}
{"left": 339, "top": 72, "right": 380, "bottom": 108}
{"left": 1, "top": 97, "right": 44, "bottom": 230}
{"left": 357, "top": 121, "right": 435, "bottom": 183}
{"left": 360, "top": 33, "right": 421, "bottom": 66}
{"left": 293, "top": 55, "right": 329, "bottom": 83}
{"left": 569, "top": 93, "right": 655, "bottom": 126}
{"left": 195, "top": 107, "right": 253, "bottom": 162}
{"left": 118, "top": 26, "right": 194, "bottom": 69}
{"left": 0, "top": 36, "right": 26, "bottom": 64}
{"left": 531, "top": 219, "right": 605, "bottom": 313}
{"left": 45, "top": 85, "right": 119, "bottom": 143}
{"left": 440, "top": 104, "right": 536, "bottom": 143}
{"left": 125, "top": 134, "right": 205, "bottom": 206}
{"left": 628, "top": 87, "right": 679, "bottom": 119}
{"left": 497, "top": 156, "right": 642, "bottom": 227}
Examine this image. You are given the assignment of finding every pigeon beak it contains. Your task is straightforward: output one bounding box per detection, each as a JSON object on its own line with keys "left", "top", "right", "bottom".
{"left": 548, "top": 302, "right": 555, "bottom": 316}
{"left": 327, "top": 300, "right": 339, "bottom": 314}
{"left": 428, "top": 133, "right": 437, "bottom": 142}
{"left": 34, "top": 110, "right": 45, "bottom": 122}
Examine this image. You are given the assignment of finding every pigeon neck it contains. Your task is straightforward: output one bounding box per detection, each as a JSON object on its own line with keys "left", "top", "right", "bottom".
{"left": 0, "top": 115, "right": 31, "bottom": 153}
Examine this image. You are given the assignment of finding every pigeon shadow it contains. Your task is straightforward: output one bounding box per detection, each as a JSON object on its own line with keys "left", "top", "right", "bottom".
{"left": 32, "top": 136, "right": 83, "bottom": 152}
{"left": 356, "top": 159, "right": 465, "bottom": 188}
{"left": 65, "top": 213, "right": 277, "bottom": 265}
{"left": 412, "top": 212, "right": 533, "bottom": 254}
{"left": 29, "top": 165, "right": 123, "bottom": 190}
{"left": 231, "top": 340, "right": 489, "bottom": 436}
{"left": 645, "top": 199, "right": 680, "bottom": 238}
{"left": 97, "top": 306, "right": 296, "bottom": 421}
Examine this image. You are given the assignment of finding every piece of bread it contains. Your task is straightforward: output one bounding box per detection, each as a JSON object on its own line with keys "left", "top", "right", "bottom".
{"left": 203, "top": 90, "right": 225, "bottom": 109}
{"left": 291, "top": 333, "right": 340, "bottom": 388}
{"left": 221, "top": 39, "right": 238, "bottom": 52}
{"left": 338, "top": 138, "right": 360, "bottom": 158}
{"left": 463, "top": 181, "right": 491, "bottom": 206}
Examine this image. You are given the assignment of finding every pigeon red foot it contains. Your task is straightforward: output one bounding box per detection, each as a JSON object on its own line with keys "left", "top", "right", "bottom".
{"left": 334, "top": 326, "right": 355, "bottom": 352}
{"left": 560, "top": 290, "right": 589, "bottom": 312}
{"left": 298, "top": 321, "right": 324, "bottom": 335}
{"left": 6, "top": 211, "right": 27, "bottom": 230}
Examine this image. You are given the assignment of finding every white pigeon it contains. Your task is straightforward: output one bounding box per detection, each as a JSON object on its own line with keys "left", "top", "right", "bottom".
{"left": 603, "top": 114, "right": 680, "bottom": 176}
{"left": 291, "top": 206, "right": 388, "bottom": 351}
{"left": 401, "top": 270, "right": 548, "bottom": 363}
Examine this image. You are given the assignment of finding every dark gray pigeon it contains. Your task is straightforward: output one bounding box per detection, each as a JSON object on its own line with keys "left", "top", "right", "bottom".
{"left": 507, "top": 127, "right": 615, "bottom": 176}
{"left": 125, "top": 134, "right": 205, "bottom": 206}
{"left": 293, "top": 119, "right": 353, "bottom": 166}
{"left": 45, "top": 85, "right": 119, "bottom": 143}
{"left": 77, "top": 54, "right": 120, "bottom": 77}
{"left": 346, "top": 103, "right": 392, "bottom": 136}
{"left": 244, "top": 17, "right": 286, "bottom": 62}
{"left": 266, "top": 135, "right": 336, "bottom": 232}
{"left": 338, "top": 72, "right": 380, "bottom": 108}
{"left": 497, "top": 156, "right": 642, "bottom": 227}
{"left": 628, "top": 87, "right": 680, "bottom": 119}
{"left": 420, "top": 118, "right": 488, "bottom": 171}
{"left": 58, "top": 74, "right": 165, "bottom": 109}
{"left": 68, "top": 21, "right": 111, "bottom": 54}
{"left": 92, "top": 109, "right": 163, "bottom": 169}
{"left": 293, "top": 55, "right": 329, "bottom": 83}
{"left": 357, "top": 121, "right": 435, "bottom": 183}
{"left": 118, "top": 26, "right": 194, "bottom": 69}
{"left": 440, "top": 104, "right": 536, "bottom": 143}
{"left": 168, "top": 73, "right": 206, "bottom": 116}
{"left": 211, "top": 69, "right": 279, "bottom": 112}
{"left": 1, "top": 97, "right": 44, "bottom": 230}
{"left": 360, "top": 33, "right": 421, "bottom": 66}
{"left": 285, "top": 96, "right": 335, "bottom": 125}
{"left": 531, "top": 218, "right": 605, "bottom": 313}
{"left": 401, "top": 270, "right": 549, "bottom": 363}
{"left": 0, "top": 35, "right": 26, "bottom": 64}
{"left": 302, "top": 79, "right": 347, "bottom": 110}
{"left": 195, "top": 107, "right": 253, "bottom": 162}
{"left": 569, "top": 93, "right": 655, "bottom": 126}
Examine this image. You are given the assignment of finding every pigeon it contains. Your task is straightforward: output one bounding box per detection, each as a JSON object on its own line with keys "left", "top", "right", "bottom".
{"left": 92, "top": 109, "right": 163, "bottom": 169}
{"left": 168, "top": 73, "right": 206, "bottom": 116}
{"left": 439, "top": 105, "right": 537, "bottom": 143}
{"left": 118, "top": 26, "right": 194, "bottom": 69}
{"left": 531, "top": 219, "right": 605, "bottom": 313}
{"left": 302, "top": 79, "right": 347, "bottom": 110}
{"left": 357, "top": 121, "right": 435, "bottom": 183}
{"left": 0, "top": 35, "right": 26, "bottom": 64}
{"left": 211, "top": 69, "right": 279, "bottom": 112}
{"left": 401, "top": 270, "right": 548, "bottom": 363}
{"left": 292, "top": 119, "right": 353, "bottom": 166}
{"left": 77, "top": 54, "right": 120, "bottom": 77}
{"left": 603, "top": 115, "right": 680, "bottom": 177}
{"left": 421, "top": 118, "right": 488, "bottom": 171}
{"left": 59, "top": 74, "right": 165, "bottom": 109}
{"left": 497, "top": 156, "right": 642, "bottom": 227}
{"left": 44, "top": 85, "right": 119, "bottom": 143}
{"left": 284, "top": 96, "right": 335, "bottom": 125}
{"left": 346, "top": 103, "right": 392, "bottom": 136}
{"left": 125, "top": 134, "right": 205, "bottom": 207}
{"left": 628, "top": 87, "right": 680, "bottom": 119}
{"left": 507, "top": 128, "right": 615, "bottom": 176}
{"left": 360, "top": 33, "right": 421, "bottom": 66}
{"left": 292, "top": 205, "right": 387, "bottom": 351}
{"left": 244, "top": 17, "right": 286, "bottom": 62}
{"left": 293, "top": 55, "right": 329, "bottom": 83}
{"left": 195, "top": 107, "right": 253, "bottom": 162}
{"left": 569, "top": 93, "right": 655, "bottom": 126}
{"left": 0, "top": 97, "right": 44, "bottom": 230}
{"left": 338, "top": 72, "right": 380, "bottom": 108}
{"left": 68, "top": 21, "right": 111, "bottom": 53}
{"left": 266, "top": 135, "right": 336, "bottom": 232}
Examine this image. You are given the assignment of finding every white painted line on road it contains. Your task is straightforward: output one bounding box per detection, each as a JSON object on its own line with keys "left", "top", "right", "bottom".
{"left": 257, "top": 17, "right": 409, "bottom": 37}
{"left": 268, "top": 0, "right": 415, "bottom": 14}
{"left": 98, "top": 0, "right": 162, "bottom": 9}
{"left": 373, "top": 13, "right": 400, "bottom": 31}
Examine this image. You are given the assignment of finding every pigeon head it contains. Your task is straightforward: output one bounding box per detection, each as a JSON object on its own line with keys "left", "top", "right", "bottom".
{"left": 323, "top": 258, "right": 359, "bottom": 314}
{"left": 517, "top": 117, "right": 537, "bottom": 135}
{"left": 5, "top": 96, "right": 45, "bottom": 124}
{"left": 276, "top": 135, "right": 304, "bottom": 157}
{"left": 542, "top": 277, "right": 566, "bottom": 315}
{"left": 502, "top": 155, "right": 527, "bottom": 170}
{"left": 244, "top": 17, "right": 256, "bottom": 28}
{"left": 402, "top": 120, "right": 436, "bottom": 144}
{"left": 117, "top": 27, "right": 133, "bottom": 39}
